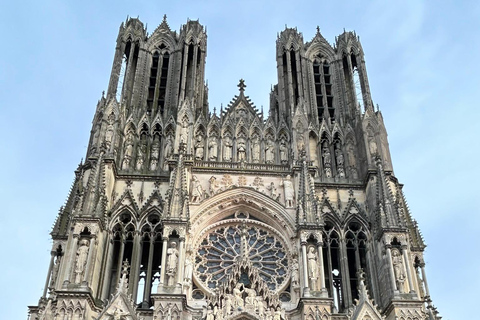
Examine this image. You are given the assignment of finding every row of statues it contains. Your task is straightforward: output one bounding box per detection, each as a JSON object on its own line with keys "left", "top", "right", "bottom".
{"left": 190, "top": 175, "right": 295, "bottom": 208}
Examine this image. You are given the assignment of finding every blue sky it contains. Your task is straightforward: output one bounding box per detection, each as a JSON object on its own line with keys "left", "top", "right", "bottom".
{"left": 1, "top": 1, "right": 478, "bottom": 319}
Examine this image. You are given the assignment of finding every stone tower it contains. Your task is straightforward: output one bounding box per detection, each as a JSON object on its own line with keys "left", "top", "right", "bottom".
{"left": 28, "top": 17, "right": 440, "bottom": 320}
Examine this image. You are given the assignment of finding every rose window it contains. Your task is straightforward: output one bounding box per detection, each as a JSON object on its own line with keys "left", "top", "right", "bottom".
{"left": 194, "top": 222, "right": 289, "bottom": 292}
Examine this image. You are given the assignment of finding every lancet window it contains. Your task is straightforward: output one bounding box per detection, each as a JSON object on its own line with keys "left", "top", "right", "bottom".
{"left": 313, "top": 57, "right": 335, "bottom": 121}
{"left": 322, "top": 221, "right": 369, "bottom": 312}
{"left": 147, "top": 48, "right": 170, "bottom": 116}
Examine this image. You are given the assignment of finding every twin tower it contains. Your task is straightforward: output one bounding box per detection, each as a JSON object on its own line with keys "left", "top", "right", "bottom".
{"left": 28, "top": 16, "right": 440, "bottom": 320}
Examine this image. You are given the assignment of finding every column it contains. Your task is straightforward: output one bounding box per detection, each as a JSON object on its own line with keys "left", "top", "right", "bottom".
{"left": 420, "top": 263, "right": 432, "bottom": 304}
{"left": 176, "top": 238, "right": 186, "bottom": 286}
{"left": 179, "top": 43, "right": 189, "bottom": 100}
{"left": 159, "top": 237, "right": 168, "bottom": 286}
{"left": 401, "top": 246, "right": 414, "bottom": 294}
{"left": 339, "top": 238, "right": 352, "bottom": 307}
{"left": 63, "top": 235, "right": 79, "bottom": 286}
{"left": 301, "top": 241, "right": 310, "bottom": 296}
{"left": 143, "top": 237, "right": 155, "bottom": 303}
{"left": 101, "top": 238, "right": 114, "bottom": 301}
{"left": 130, "top": 232, "right": 142, "bottom": 297}
{"left": 42, "top": 251, "right": 56, "bottom": 298}
{"left": 386, "top": 245, "right": 397, "bottom": 293}
{"left": 316, "top": 242, "right": 327, "bottom": 297}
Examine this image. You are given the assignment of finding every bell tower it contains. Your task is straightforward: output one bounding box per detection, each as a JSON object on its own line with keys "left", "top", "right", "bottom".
{"left": 28, "top": 17, "right": 440, "bottom": 320}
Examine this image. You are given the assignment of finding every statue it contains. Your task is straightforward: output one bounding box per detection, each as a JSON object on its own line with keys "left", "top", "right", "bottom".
{"left": 136, "top": 144, "right": 145, "bottom": 171}
{"left": 105, "top": 127, "right": 114, "bottom": 149}
{"left": 206, "top": 306, "right": 214, "bottom": 320}
{"left": 337, "top": 166, "right": 345, "bottom": 178}
{"left": 224, "top": 295, "right": 233, "bottom": 316}
{"left": 237, "top": 139, "right": 246, "bottom": 161}
{"left": 163, "top": 135, "right": 173, "bottom": 171}
{"left": 324, "top": 167, "right": 332, "bottom": 178}
{"left": 166, "top": 242, "right": 179, "bottom": 286}
{"left": 392, "top": 249, "right": 406, "bottom": 292}
{"left": 266, "top": 182, "right": 279, "bottom": 201}
{"left": 256, "top": 296, "right": 266, "bottom": 317}
{"left": 335, "top": 148, "right": 344, "bottom": 166}
{"left": 280, "top": 175, "right": 294, "bottom": 208}
{"left": 291, "top": 258, "right": 299, "bottom": 287}
{"left": 265, "top": 138, "right": 275, "bottom": 163}
{"left": 223, "top": 136, "right": 233, "bottom": 161}
{"left": 208, "top": 136, "right": 218, "bottom": 161}
{"left": 150, "top": 141, "right": 160, "bottom": 171}
{"left": 184, "top": 257, "right": 193, "bottom": 286}
{"left": 322, "top": 147, "right": 331, "bottom": 166}
{"left": 297, "top": 134, "right": 305, "bottom": 154}
{"left": 274, "top": 308, "right": 282, "bottom": 320}
{"left": 244, "top": 287, "right": 257, "bottom": 308}
{"left": 190, "top": 175, "right": 204, "bottom": 203}
{"left": 74, "top": 239, "right": 89, "bottom": 284}
{"left": 279, "top": 138, "right": 288, "bottom": 163}
{"left": 209, "top": 176, "right": 221, "bottom": 196}
{"left": 122, "top": 141, "right": 133, "bottom": 170}
{"left": 307, "top": 246, "right": 318, "bottom": 290}
{"left": 251, "top": 136, "right": 260, "bottom": 162}
{"left": 368, "top": 134, "right": 378, "bottom": 156}
{"left": 233, "top": 283, "right": 244, "bottom": 308}
{"left": 195, "top": 134, "right": 204, "bottom": 160}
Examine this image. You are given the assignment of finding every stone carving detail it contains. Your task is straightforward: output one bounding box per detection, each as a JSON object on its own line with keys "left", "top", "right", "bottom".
{"left": 392, "top": 248, "right": 406, "bottom": 293}
{"left": 74, "top": 239, "right": 89, "bottom": 283}
{"left": 223, "top": 136, "right": 233, "bottom": 161}
{"left": 209, "top": 176, "right": 221, "bottom": 196}
{"left": 166, "top": 242, "right": 179, "bottom": 286}
{"left": 322, "top": 144, "right": 332, "bottom": 178}
{"left": 208, "top": 136, "right": 218, "bottom": 161}
{"left": 265, "top": 138, "right": 275, "bottom": 163}
{"left": 307, "top": 246, "right": 319, "bottom": 291}
{"left": 135, "top": 143, "right": 146, "bottom": 171}
{"left": 266, "top": 182, "right": 280, "bottom": 201}
{"left": 190, "top": 175, "right": 205, "bottom": 203}
{"left": 122, "top": 132, "right": 134, "bottom": 170}
{"left": 195, "top": 134, "right": 205, "bottom": 160}
{"left": 237, "top": 138, "right": 247, "bottom": 161}
{"left": 150, "top": 140, "right": 160, "bottom": 171}
{"left": 251, "top": 135, "right": 261, "bottom": 162}
{"left": 291, "top": 258, "right": 299, "bottom": 288}
{"left": 279, "top": 138, "right": 288, "bottom": 163}
{"left": 184, "top": 255, "right": 193, "bottom": 287}
{"left": 280, "top": 175, "right": 294, "bottom": 208}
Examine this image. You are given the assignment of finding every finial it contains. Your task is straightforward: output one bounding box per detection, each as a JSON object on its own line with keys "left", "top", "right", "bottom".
{"left": 316, "top": 26, "right": 320, "bottom": 34}
{"left": 163, "top": 14, "right": 167, "bottom": 23}
{"left": 102, "top": 91, "right": 105, "bottom": 98}
{"left": 376, "top": 103, "right": 380, "bottom": 112}
{"left": 213, "top": 107, "right": 216, "bottom": 115}
{"left": 238, "top": 79, "right": 246, "bottom": 94}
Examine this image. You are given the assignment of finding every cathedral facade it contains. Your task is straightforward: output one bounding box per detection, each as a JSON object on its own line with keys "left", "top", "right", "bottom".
{"left": 28, "top": 17, "right": 440, "bottom": 320}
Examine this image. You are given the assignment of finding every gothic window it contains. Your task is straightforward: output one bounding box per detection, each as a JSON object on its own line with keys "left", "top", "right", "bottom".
{"left": 157, "top": 52, "right": 170, "bottom": 116}
{"left": 136, "top": 213, "right": 163, "bottom": 307}
{"left": 322, "top": 222, "right": 344, "bottom": 311}
{"left": 109, "top": 212, "right": 135, "bottom": 296}
{"left": 194, "top": 222, "right": 289, "bottom": 292}
{"left": 345, "top": 221, "right": 368, "bottom": 302}
{"left": 313, "top": 58, "right": 324, "bottom": 120}
{"left": 323, "top": 63, "right": 334, "bottom": 120}
{"left": 147, "top": 52, "right": 159, "bottom": 113}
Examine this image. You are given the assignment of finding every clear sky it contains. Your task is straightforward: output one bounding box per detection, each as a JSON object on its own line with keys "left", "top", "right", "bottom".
{"left": 1, "top": 1, "right": 478, "bottom": 319}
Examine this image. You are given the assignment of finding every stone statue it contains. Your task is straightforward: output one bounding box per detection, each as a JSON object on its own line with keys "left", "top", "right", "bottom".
{"left": 237, "top": 139, "right": 246, "bottom": 161}
{"left": 195, "top": 134, "right": 204, "bottom": 160}
{"left": 184, "top": 257, "right": 193, "bottom": 286}
{"left": 223, "top": 136, "right": 233, "bottom": 161}
{"left": 322, "top": 147, "right": 331, "bottom": 166}
{"left": 163, "top": 135, "right": 173, "bottom": 171}
{"left": 280, "top": 175, "right": 294, "bottom": 208}
{"left": 150, "top": 141, "right": 160, "bottom": 171}
{"left": 256, "top": 296, "right": 265, "bottom": 317}
{"left": 136, "top": 144, "right": 145, "bottom": 171}
{"left": 105, "top": 127, "right": 114, "bottom": 149}
{"left": 265, "top": 138, "right": 275, "bottom": 163}
{"left": 122, "top": 141, "right": 133, "bottom": 170}
{"left": 324, "top": 167, "right": 332, "bottom": 178}
{"left": 224, "top": 295, "right": 233, "bottom": 316}
{"left": 233, "top": 283, "right": 244, "bottom": 308}
{"left": 337, "top": 166, "right": 345, "bottom": 178}
{"left": 244, "top": 287, "right": 257, "bottom": 308}
{"left": 251, "top": 136, "right": 260, "bottom": 162}
{"left": 279, "top": 138, "right": 288, "bottom": 163}
{"left": 209, "top": 176, "right": 221, "bottom": 196}
{"left": 274, "top": 308, "right": 282, "bottom": 320}
{"left": 49, "top": 255, "right": 61, "bottom": 288}
{"left": 180, "top": 118, "right": 189, "bottom": 143}
{"left": 208, "top": 136, "right": 218, "bottom": 161}
{"left": 392, "top": 249, "right": 406, "bottom": 293}
{"left": 190, "top": 175, "right": 204, "bottom": 203}
{"left": 335, "top": 147, "right": 344, "bottom": 166}
{"left": 307, "top": 246, "right": 318, "bottom": 290}
{"left": 297, "top": 134, "right": 305, "bottom": 154}
{"left": 291, "top": 258, "right": 299, "bottom": 288}
{"left": 166, "top": 242, "right": 179, "bottom": 286}
{"left": 206, "top": 306, "right": 214, "bottom": 320}
{"left": 74, "top": 239, "right": 89, "bottom": 284}
{"left": 368, "top": 134, "right": 377, "bottom": 156}
{"left": 266, "top": 182, "right": 279, "bottom": 201}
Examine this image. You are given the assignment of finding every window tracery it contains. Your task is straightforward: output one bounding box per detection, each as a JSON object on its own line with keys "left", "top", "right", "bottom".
{"left": 195, "top": 221, "right": 290, "bottom": 293}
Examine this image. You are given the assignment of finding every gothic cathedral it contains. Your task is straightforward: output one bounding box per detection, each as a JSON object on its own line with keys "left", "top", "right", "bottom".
{"left": 28, "top": 17, "right": 440, "bottom": 320}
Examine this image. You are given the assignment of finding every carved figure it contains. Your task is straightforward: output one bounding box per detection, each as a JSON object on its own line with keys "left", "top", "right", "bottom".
{"left": 297, "top": 134, "right": 305, "bottom": 154}
{"left": 74, "top": 239, "right": 89, "bottom": 283}
{"left": 164, "top": 135, "right": 173, "bottom": 159}
{"left": 166, "top": 242, "right": 179, "bottom": 286}
{"left": 184, "top": 257, "right": 193, "bottom": 286}
{"left": 307, "top": 246, "right": 318, "bottom": 290}
{"left": 136, "top": 144, "right": 145, "bottom": 171}
{"left": 322, "top": 147, "right": 331, "bottom": 165}
{"left": 368, "top": 134, "right": 377, "bottom": 156}
{"left": 224, "top": 295, "right": 233, "bottom": 316}
{"left": 223, "top": 136, "right": 233, "bottom": 161}
{"left": 274, "top": 308, "right": 282, "bottom": 320}
{"left": 279, "top": 138, "right": 288, "bottom": 163}
{"left": 180, "top": 118, "right": 189, "bottom": 143}
{"left": 237, "top": 139, "right": 246, "bottom": 161}
{"left": 195, "top": 135, "right": 204, "bottom": 160}
{"left": 335, "top": 147, "right": 344, "bottom": 166}
{"left": 291, "top": 258, "right": 299, "bottom": 287}
{"left": 244, "top": 287, "right": 257, "bottom": 308}
{"left": 206, "top": 306, "right": 214, "bottom": 320}
{"left": 252, "top": 136, "right": 260, "bottom": 162}
{"left": 337, "top": 166, "right": 345, "bottom": 178}
{"left": 324, "top": 167, "right": 332, "bottom": 178}
{"left": 392, "top": 249, "right": 406, "bottom": 292}
{"left": 280, "top": 175, "right": 294, "bottom": 207}
{"left": 256, "top": 296, "right": 265, "bottom": 317}
{"left": 122, "top": 141, "right": 133, "bottom": 170}
{"left": 233, "top": 283, "right": 244, "bottom": 308}
{"left": 105, "top": 127, "right": 114, "bottom": 149}
{"left": 150, "top": 141, "right": 160, "bottom": 171}
{"left": 190, "top": 175, "right": 204, "bottom": 203}
{"left": 266, "top": 182, "right": 279, "bottom": 201}
{"left": 265, "top": 138, "right": 275, "bottom": 163}
{"left": 208, "top": 136, "right": 218, "bottom": 161}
